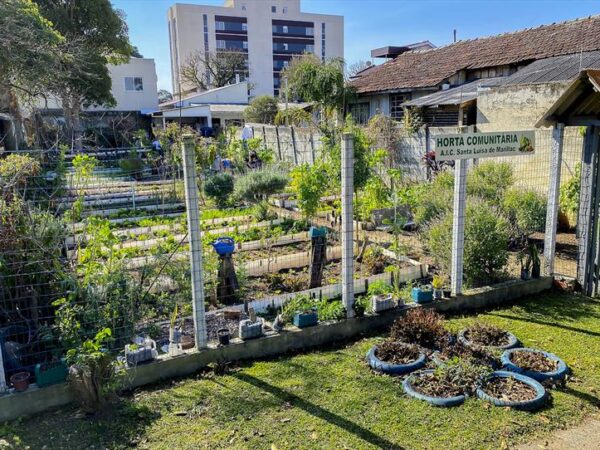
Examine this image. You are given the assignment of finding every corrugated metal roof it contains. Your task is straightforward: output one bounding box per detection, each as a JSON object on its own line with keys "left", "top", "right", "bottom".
{"left": 502, "top": 50, "right": 600, "bottom": 85}
{"left": 403, "top": 77, "right": 506, "bottom": 107}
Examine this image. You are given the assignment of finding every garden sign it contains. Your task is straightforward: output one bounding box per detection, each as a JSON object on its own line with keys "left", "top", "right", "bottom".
{"left": 434, "top": 131, "right": 535, "bottom": 161}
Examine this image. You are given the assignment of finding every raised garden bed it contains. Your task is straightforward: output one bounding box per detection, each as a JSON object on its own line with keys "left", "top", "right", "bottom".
{"left": 367, "top": 341, "right": 426, "bottom": 375}
{"left": 477, "top": 371, "right": 547, "bottom": 410}
{"left": 502, "top": 348, "right": 569, "bottom": 382}
{"left": 458, "top": 323, "right": 519, "bottom": 349}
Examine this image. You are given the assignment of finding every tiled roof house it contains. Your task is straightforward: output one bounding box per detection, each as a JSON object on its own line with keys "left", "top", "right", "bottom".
{"left": 348, "top": 15, "right": 600, "bottom": 127}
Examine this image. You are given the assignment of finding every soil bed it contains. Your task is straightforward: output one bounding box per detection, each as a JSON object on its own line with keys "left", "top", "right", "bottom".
{"left": 481, "top": 377, "right": 538, "bottom": 402}
{"left": 511, "top": 351, "right": 559, "bottom": 372}
{"left": 465, "top": 323, "right": 511, "bottom": 347}
{"left": 376, "top": 341, "right": 421, "bottom": 365}
{"left": 411, "top": 372, "right": 464, "bottom": 398}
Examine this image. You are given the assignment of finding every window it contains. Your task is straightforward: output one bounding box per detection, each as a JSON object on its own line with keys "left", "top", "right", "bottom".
{"left": 390, "top": 93, "right": 411, "bottom": 120}
{"left": 283, "top": 25, "right": 288, "bottom": 33}
{"left": 349, "top": 103, "right": 370, "bottom": 125}
{"left": 321, "top": 23, "right": 326, "bottom": 61}
{"left": 216, "top": 21, "right": 225, "bottom": 31}
{"left": 283, "top": 7, "right": 287, "bottom": 13}
{"left": 216, "top": 40, "right": 226, "bottom": 49}
{"left": 124, "top": 77, "right": 143, "bottom": 92}
{"left": 243, "top": 41, "right": 248, "bottom": 49}
{"left": 272, "top": 6, "right": 276, "bottom": 13}
{"left": 242, "top": 23, "right": 248, "bottom": 31}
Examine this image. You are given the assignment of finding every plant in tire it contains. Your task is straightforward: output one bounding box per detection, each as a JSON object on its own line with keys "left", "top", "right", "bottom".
{"left": 390, "top": 308, "right": 448, "bottom": 349}
{"left": 376, "top": 340, "right": 421, "bottom": 365}
{"left": 465, "top": 323, "right": 512, "bottom": 347}
{"left": 413, "top": 358, "right": 492, "bottom": 397}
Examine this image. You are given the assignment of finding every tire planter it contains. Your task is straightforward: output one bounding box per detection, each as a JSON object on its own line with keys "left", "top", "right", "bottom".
{"left": 458, "top": 329, "right": 520, "bottom": 350}
{"left": 501, "top": 348, "right": 569, "bottom": 382}
{"left": 477, "top": 371, "right": 547, "bottom": 411}
{"left": 402, "top": 370, "right": 466, "bottom": 407}
{"left": 366, "top": 345, "right": 426, "bottom": 375}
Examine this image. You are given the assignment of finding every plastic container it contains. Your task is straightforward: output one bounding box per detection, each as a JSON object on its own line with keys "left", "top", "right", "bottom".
{"left": 411, "top": 287, "right": 433, "bottom": 304}
{"left": 35, "top": 360, "right": 68, "bottom": 387}
{"left": 239, "top": 319, "right": 263, "bottom": 340}
{"left": 308, "top": 226, "right": 328, "bottom": 238}
{"left": 371, "top": 294, "right": 396, "bottom": 313}
{"left": 217, "top": 328, "right": 231, "bottom": 345}
{"left": 125, "top": 339, "right": 158, "bottom": 367}
{"left": 293, "top": 309, "right": 318, "bottom": 328}
{"left": 212, "top": 237, "right": 235, "bottom": 256}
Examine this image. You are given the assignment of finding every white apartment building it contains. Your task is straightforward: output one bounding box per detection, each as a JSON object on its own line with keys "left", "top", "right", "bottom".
{"left": 167, "top": 0, "right": 344, "bottom": 97}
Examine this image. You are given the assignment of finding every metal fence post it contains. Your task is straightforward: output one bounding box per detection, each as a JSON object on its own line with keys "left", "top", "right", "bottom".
{"left": 342, "top": 133, "right": 355, "bottom": 317}
{"left": 451, "top": 159, "right": 467, "bottom": 296}
{"left": 544, "top": 124, "right": 564, "bottom": 276}
{"left": 181, "top": 135, "right": 208, "bottom": 349}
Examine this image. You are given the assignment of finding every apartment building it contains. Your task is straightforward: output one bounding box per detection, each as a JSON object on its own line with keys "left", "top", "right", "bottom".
{"left": 167, "top": 0, "right": 344, "bottom": 97}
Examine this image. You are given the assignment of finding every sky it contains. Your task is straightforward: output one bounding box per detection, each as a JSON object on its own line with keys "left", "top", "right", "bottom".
{"left": 111, "top": 0, "right": 600, "bottom": 92}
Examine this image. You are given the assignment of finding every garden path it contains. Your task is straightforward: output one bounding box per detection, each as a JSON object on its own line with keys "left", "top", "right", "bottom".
{"left": 518, "top": 415, "right": 600, "bottom": 449}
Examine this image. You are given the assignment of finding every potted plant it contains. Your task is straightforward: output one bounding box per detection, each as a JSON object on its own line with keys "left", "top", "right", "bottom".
{"left": 293, "top": 308, "right": 319, "bottom": 328}
{"left": 125, "top": 338, "right": 157, "bottom": 367}
{"left": 519, "top": 250, "right": 532, "bottom": 280}
{"left": 35, "top": 359, "right": 69, "bottom": 388}
{"left": 169, "top": 304, "right": 184, "bottom": 357}
{"left": 432, "top": 275, "right": 445, "bottom": 300}
{"left": 530, "top": 244, "right": 541, "bottom": 278}
{"left": 10, "top": 372, "right": 30, "bottom": 392}
{"left": 239, "top": 318, "right": 263, "bottom": 340}
{"left": 352, "top": 296, "right": 367, "bottom": 317}
{"left": 368, "top": 280, "right": 396, "bottom": 313}
{"left": 217, "top": 328, "right": 231, "bottom": 345}
{"left": 411, "top": 284, "right": 433, "bottom": 304}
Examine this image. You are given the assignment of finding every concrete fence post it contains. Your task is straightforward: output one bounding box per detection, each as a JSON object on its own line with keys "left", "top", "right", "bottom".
{"left": 275, "top": 126, "right": 282, "bottom": 161}
{"left": 451, "top": 158, "right": 467, "bottom": 296}
{"left": 342, "top": 133, "right": 355, "bottom": 317}
{"left": 0, "top": 346, "right": 7, "bottom": 394}
{"left": 291, "top": 126, "right": 299, "bottom": 165}
{"left": 182, "top": 135, "right": 208, "bottom": 349}
{"left": 544, "top": 124, "right": 564, "bottom": 276}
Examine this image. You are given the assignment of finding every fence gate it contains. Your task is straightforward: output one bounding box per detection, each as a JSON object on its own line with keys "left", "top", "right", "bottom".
{"left": 577, "top": 126, "right": 600, "bottom": 296}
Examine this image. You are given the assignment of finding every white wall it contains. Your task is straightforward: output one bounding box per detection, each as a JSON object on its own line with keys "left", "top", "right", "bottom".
{"left": 168, "top": 0, "right": 344, "bottom": 97}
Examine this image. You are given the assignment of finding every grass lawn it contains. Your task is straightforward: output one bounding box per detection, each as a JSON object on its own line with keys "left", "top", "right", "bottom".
{"left": 2, "top": 291, "right": 600, "bottom": 450}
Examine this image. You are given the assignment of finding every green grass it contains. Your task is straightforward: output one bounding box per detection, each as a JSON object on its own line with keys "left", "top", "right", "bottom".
{"left": 3, "top": 291, "right": 600, "bottom": 449}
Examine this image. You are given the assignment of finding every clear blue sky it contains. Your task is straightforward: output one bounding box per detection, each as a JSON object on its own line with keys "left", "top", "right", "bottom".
{"left": 111, "top": 0, "right": 600, "bottom": 92}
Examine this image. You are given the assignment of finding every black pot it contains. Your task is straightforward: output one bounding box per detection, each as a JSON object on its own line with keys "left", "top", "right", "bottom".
{"left": 217, "top": 328, "right": 230, "bottom": 346}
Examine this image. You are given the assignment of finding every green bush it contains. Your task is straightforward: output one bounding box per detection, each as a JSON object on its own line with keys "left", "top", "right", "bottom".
{"left": 289, "top": 163, "right": 328, "bottom": 219}
{"left": 410, "top": 171, "right": 454, "bottom": 225}
{"left": 502, "top": 188, "right": 546, "bottom": 239}
{"left": 467, "top": 161, "right": 513, "bottom": 205}
{"left": 119, "top": 157, "right": 145, "bottom": 179}
{"left": 281, "top": 294, "right": 346, "bottom": 323}
{"left": 425, "top": 199, "right": 509, "bottom": 287}
{"left": 204, "top": 173, "right": 234, "bottom": 206}
{"left": 233, "top": 168, "right": 288, "bottom": 203}
{"left": 559, "top": 163, "right": 580, "bottom": 228}
{"left": 367, "top": 280, "right": 393, "bottom": 296}
{"left": 243, "top": 95, "right": 279, "bottom": 124}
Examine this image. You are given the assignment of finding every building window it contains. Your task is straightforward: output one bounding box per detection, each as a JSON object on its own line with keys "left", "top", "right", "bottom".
{"left": 390, "top": 93, "right": 411, "bottom": 120}
{"left": 283, "top": 25, "right": 288, "bottom": 33}
{"left": 242, "top": 23, "right": 248, "bottom": 31}
{"left": 216, "top": 21, "right": 224, "bottom": 31}
{"left": 283, "top": 7, "right": 287, "bottom": 13}
{"left": 321, "top": 23, "right": 326, "bottom": 61}
{"left": 217, "top": 40, "right": 226, "bottom": 49}
{"left": 243, "top": 41, "right": 248, "bottom": 50}
{"left": 272, "top": 6, "right": 276, "bottom": 13}
{"left": 125, "top": 77, "right": 143, "bottom": 92}
{"left": 349, "top": 103, "right": 370, "bottom": 125}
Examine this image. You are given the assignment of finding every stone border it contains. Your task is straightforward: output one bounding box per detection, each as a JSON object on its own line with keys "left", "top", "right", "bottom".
{"left": 0, "top": 277, "right": 552, "bottom": 422}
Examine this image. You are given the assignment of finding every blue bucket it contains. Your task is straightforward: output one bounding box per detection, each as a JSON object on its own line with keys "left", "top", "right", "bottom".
{"left": 212, "top": 237, "right": 235, "bottom": 256}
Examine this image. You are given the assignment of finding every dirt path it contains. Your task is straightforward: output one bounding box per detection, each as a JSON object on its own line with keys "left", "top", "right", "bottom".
{"left": 518, "top": 415, "right": 600, "bottom": 449}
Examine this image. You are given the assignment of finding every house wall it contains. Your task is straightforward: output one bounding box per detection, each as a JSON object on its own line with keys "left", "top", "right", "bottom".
{"left": 168, "top": 0, "right": 344, "bottom": 97}
{"left": 476, "top": 83, "right": 583, "bottom": 194}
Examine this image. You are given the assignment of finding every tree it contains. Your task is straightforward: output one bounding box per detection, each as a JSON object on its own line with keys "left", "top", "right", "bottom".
{"left": 34, "top": 0, "right": 133, "bottom": 150}
{"left": 158, "top": 89, "right": 173, "bottom": 103}
{"left": 346, "top": 60, "right": 372, "bottom": 79}
{"left": 180, "top": 50, "right": 247, "bottom": 92}
{"left": 0, "top": 0, "right": 63, "bottom": 148}
{"left": 281, "top": 54, "right": 354, "bottom": 119}
{"left": 243, "top": 96, "right": 279, "bottom": 124}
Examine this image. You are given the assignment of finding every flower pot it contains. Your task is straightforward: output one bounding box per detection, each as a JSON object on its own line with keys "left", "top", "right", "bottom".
{"left": 370, "top": 294, "right": 395, "bottom": 313}
{"left": 411, "top": 287, "right": 433, "bottom": 304}
{"left": 239, "top": 319, "right": 263, "bottom": 340}
{"left": 443, "top": 288, "right": 452, "bottom": 299}
{"left": 293, "top": 309, "right": 318, "bottom": 328}
{"left": 125, "top": 339, "right": 158, "bottom": 367}
{"left": 433, "top": 288, "right": 443, "bottom": 300}
{"left": 217, "top": 328, "right": 231, "bottom": 345}
{"left": 35, "top": 360, "right": 68, "bottom": 388}
{"left": 10, "top": 372, "right": 30, "bottom": 392}
{"left": 181, "top": 335, "right": 195, "bottom": 350}
{"left": 169, "top": 327, "right": 184, "bottom": 357}
{"left": 308, "top": 226, "right": 328, "bottom": 238}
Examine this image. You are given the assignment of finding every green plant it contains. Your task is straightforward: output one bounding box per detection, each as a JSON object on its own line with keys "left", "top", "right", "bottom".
{"left": 204, "top": 173, "right": 234, "bottom": 206}
{"left": 402, "top": 107, "right": 422, "bottom": 135}
{"left": 281, "top": 294, "right": 345, "bottom": 324}
{"left": 289, "top": 163, "right": 328, "bottom": 219}
{"left": 119, "top": 152, "right": 145, "bottom": 180}
{"left": 422, "top": 357, "right": 493, "bottom": 396}
{"left": 425, "top": 198, "right": 509, "bottom": 287}
{"left": 465, "top": 323, "right": 511, "bottom": 347}
{"left": 467, "top": 161, "right": 513, "bottom": 205}
{"left": 353, "top": 296, "right": 369, "bottom": 317}
{"left": 559, "top": 163, "right": 580, "bottom": 228}
{"left": 432, "top": 275, "right": 445, "bottom": 290}
{"left": 410, "top": 172, "right": 454, "bottom": 225}
{"left": 390, "top": 308, "right": 447, "bottom": 348}
{"left": 66, "top": 328, "right": 121, "bottom": 412}
{"left": 251, "top": 200, "right": 276, "bottom": 222}
{"left": 362, "top": 246, "right": 387, "bottom": 275}
{"left": 503, "top": 188, "right": 546, "bottom": 241}
{"left": 233, "top": 168, "right": 288, "bottom": 203}
{"left": 243, "top": 95, "right": 279, "bottom": 124}
{"left": 367, "top": 280, "right": 393, "bottom": 297}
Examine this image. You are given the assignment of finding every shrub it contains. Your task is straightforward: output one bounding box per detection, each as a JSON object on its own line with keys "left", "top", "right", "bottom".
{"left": 119, "top": 157, "right": 145, "bottom": 180}
{"left": 363, "top": 247, "right": 387, "bottom": 275}
{"left": 204, "top": 173, "right": 234, "bottom": 205}
{"left": 425, "top": 198, "right": 509, "bottom": 287}
{"left": 281, "top": 294, "right": 345, "bottom": 323}
{"left": 502, "top": 188, "right": 546, "bottom": 239}
{"left": 559, "top": 162, "right": 580, "bottom": 228}
{"left": 289, "top": 163, "right": 328, "bottom": 219}
{"left": 0, "top": 154, "right": 41, "bottom": 190}
{"left": 411, "top": 171, "right": 454, "bottom": 225}
{"left": 376, "top": 340, "right": 420, "bottom": 364}
{"left": 390, "top": 308, "right": 447, "bottom": 349}
{"left": 465, "top": 322, "right": 511, "bottom": 347}
{"left": 243, "top": 95, "right": 279, "bottom": 124}
{"left": 467, "top": 161, "right": 513, "bottom": 205}
{"left": 233, "top": 168, "right": 288, "bottom": 203}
